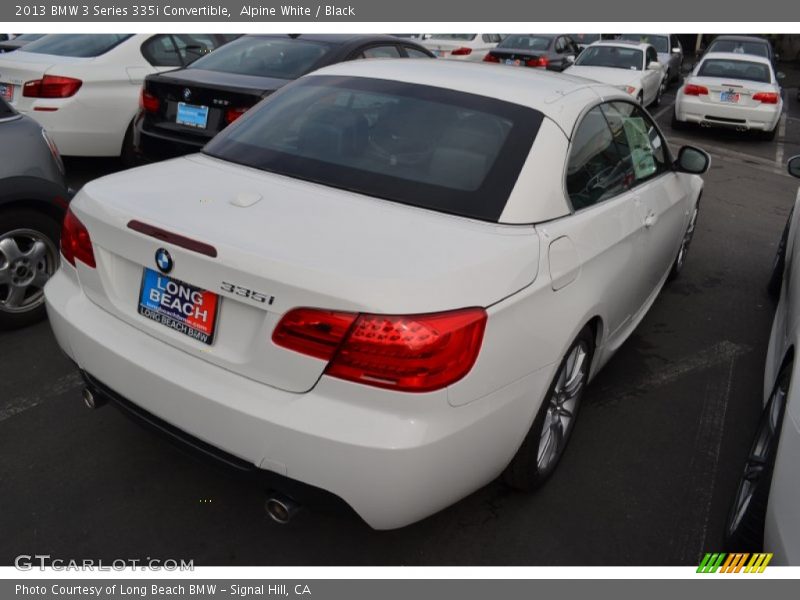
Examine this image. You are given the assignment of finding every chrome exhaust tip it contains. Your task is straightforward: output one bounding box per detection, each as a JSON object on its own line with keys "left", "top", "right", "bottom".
{"left": 82, "top": 387, "right": 105, "bottom": 409}
{"left": 265, "top": 494, "right": 301, "bottom": 524}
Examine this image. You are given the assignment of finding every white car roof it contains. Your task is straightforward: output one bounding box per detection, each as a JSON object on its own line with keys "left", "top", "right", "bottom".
{"left": 699, "top": 51, "right": 773, "bottom": 67}
{"left": 308, "top": 58, "right": 629, "bottom": 132}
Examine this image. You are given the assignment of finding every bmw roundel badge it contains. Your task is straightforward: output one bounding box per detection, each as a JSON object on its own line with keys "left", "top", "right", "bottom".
{"left": 155, "top": 248, "right": 173, "bottom": 274}
{"left": 183, "top": 88, "right": 192, "bottom": 101}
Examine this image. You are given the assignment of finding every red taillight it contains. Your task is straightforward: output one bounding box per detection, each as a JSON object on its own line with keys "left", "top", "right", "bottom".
{"left": 753, "top": 92, "right": 779, "bottom": 104}
{"left": 224, "top": 106, "right": 248, "bottom": 124}
{"left": 60, "top": 208, "right": 95, "bottom": 268}
{"left": 683, "top": 84, "right": 709, "bottom": 96}
{"left": 139, "top": 89, "right": 160, "bottom": 113}
{"left": 525, "top": 56, "right": 549, "bottom": 68}
{"left": 450, "top": 47, "right": 472, "bottom": 56}
{"left": 483, "top": 53, "right": 500, "bottom": 63}
{"left": 273, "top": 307, "right": 487, "bottom": 393}
{"left": 23, "top": 75, "right": 82, "bottom": 98}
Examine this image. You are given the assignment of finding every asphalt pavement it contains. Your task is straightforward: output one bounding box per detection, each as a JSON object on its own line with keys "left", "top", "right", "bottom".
{"left": 1, "top": 69, "right": 800, "bottom": 566}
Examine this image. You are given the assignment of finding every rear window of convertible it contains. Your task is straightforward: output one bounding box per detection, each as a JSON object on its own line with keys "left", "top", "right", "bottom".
{"left": 203, "top": 76, "right": 544, "bottom": 222}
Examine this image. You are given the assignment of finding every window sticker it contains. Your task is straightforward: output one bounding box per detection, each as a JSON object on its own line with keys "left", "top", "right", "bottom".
{"left": 622, "top": 117, "right": 656, "bottom": 179}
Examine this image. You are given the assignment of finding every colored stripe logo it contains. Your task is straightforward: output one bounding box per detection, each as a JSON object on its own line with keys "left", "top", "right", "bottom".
{"left": 697, "top": 553, "right": 773, "bottom": 573}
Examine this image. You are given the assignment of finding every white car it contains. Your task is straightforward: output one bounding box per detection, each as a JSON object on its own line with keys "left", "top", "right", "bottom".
{"left": 564, "top": 40, "right": 665, "bottom": 107}
{"left": 673, "top": 52, "right": 783, "bottom": 139}
{"left": 45, "top": 59, "right": 709, "bottom": 530}
{"left": 420, "top": 34, "right": 502, "bottom": 61}
{"left": 726, "top": 155, "right": 800, "bottom": 564}
{"left": 0, "top": 34, "right": 233, "bottom": 159}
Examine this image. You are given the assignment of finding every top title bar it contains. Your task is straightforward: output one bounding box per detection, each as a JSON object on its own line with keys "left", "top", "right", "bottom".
{"left": 3, "top": 0, "right": 800, "bottom": 22}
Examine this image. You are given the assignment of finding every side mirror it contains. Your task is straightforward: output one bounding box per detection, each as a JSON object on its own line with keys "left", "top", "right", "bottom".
{"left": 789, "top": 155, "right": 800, "bottom": 179}
{"left": 676, "top": 146, "right": 711, "bottom": 175}
{"left": 647, "top": 60, "right": 661, "bottom": 70}
{"left": 567, "top": 54, "right": 576, "bottom": 63}
{"left": 672, "top": 47, "right": 681, "bottom": 54}
{"left": 777, "top": 71, "right": 786, "bottom": 80}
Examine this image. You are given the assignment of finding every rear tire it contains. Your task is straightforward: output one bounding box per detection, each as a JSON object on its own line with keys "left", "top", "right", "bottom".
{"left": 767, "top": 211, "right": 791, "bottom": 299}
{"left": 668, "top": 201, "right": 700, "bottom": 281}
{"left": 671, "top": 111, "right": 687, "bottom": 131}
{"left": 502, "top": 326, "right": 594, "bottom": 491}
{"left": 725, "top": 362, "right": 790, "bottom": 551}
{"left": 760, "top": 126, "right": 778, "bottom": 142}
{"left": 0, "top": 209, "right": 61, "bottom": 330}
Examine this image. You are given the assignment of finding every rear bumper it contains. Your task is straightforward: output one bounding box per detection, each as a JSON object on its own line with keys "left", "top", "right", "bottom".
{"left": 134, "top": 120, "right": 207, "bottom": 163}
{"left": 675, "top": 96, "right": 781, "bottom": 132}
{"left": 45, "top": 266, "right": 550, "bottom": 529}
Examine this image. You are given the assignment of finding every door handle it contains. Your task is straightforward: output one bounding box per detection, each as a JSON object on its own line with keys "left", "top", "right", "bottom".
{"left": 644, "top": 212, "right": 657, "bottom": 228}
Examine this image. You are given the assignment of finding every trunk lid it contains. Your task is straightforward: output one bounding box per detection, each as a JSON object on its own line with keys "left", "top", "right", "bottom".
{"left": 0, "top": 52, "right": 92, "bottom": 110}
{"left": 142, "top": 68, "right": 288, "bottom": 144}
{"left": 71, "top": 154, "right": 541, "bottom": 393}
{"left": 686, "top": 76, "right": 777, "bottom": 109}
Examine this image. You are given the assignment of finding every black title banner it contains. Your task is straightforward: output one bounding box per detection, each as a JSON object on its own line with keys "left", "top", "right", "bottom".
{"left": 3, "top": 0, "right": 800, "bottom": 22}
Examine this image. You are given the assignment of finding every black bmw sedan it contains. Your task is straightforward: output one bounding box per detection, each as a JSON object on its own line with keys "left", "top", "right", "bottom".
{"left": 134, "top": 34, "right": 435, "bottom": 162}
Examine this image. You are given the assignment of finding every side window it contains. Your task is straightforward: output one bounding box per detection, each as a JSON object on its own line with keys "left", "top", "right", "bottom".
{"left": 173, "top": 34, "right": 218, "bottom": 65}
{"left": 647, "top": 46, "right": 658, "bottom": 65}
{"left": 555, "top": 37, "right": 567, "bottom": 53}
{"left": 141, "top": 35, "right": 182, "bottom": 67}
{"left": 601, "top": 102, "right": 669, "bottom": 185}
{"left": 361, "top": 46, "right": 402, "bottom": 59}
{"left": 566, "top": 106, "right": 631, "bottom": 210}
{"left": 404, "top": 47, "right": 432, "bottom": 59}
{"left": 482, "top": 34, "right": 492, "bottom": 43}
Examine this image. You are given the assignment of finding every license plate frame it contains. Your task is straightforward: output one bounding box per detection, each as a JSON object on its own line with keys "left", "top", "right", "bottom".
{"left": 0, "top": 82, "right": 14, "bottom": 102}
{"left": 138, "top": 268, "right": 220, "bottom": 345}
{"left": 176, "top": 102, "right": 209, "bottom": 128}
{"left": 720, "top": 91, "right": 740, "bottom": 104}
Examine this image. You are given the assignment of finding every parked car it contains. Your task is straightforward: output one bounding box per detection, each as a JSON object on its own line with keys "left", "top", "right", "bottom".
{"left": 0, "top": 34, "right": 237, "bottom": 162}
{"left": 45, "top": 59, "right": 708, "bottom": 530}
{"left": 483, "top": 34, "right": 580, "bottom": 72}
{"left": 726, "top": 156, "right": 800, "bottom": 563}
{"left": 0, "top": 34, "right": 46, "bottom": 54}
{"left": 563, "top": 40, "right": 665, "bottom": 106}
{"left": 705, "top": 35, "right": 778, "bottom": 67}
{"left": 570, "top": 34, "right": 601, "bottom": 51}
{"left": 673, "top": 52, "right": 783, "bottom": 139}
{"left": 134, "top": 34, "right": 435, "bottom": 162}
{"left": 420, "top": 34, "right": 501, "bottom": 61}
{"left": 616, "top": 34, "right": 684, "bottom": 85}
{"left": 0, "top": 96, "right": 71, "bottom": 329}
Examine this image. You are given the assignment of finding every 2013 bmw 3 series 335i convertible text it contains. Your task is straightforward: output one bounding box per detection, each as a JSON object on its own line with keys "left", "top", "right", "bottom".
{"left": 44, "top": 59, "right": 710, "bottom": 529}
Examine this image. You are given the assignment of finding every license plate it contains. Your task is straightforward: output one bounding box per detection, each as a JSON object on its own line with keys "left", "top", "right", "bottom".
{"left": 436, "top": 50, "right": 447, "bottom": 57}
{"left": 720, "top": 91, "right": 740, "bottom": 103}
{"left": 138, "top": 268, "right": 220, "bottom": 345}
{"left": 0, "top": 82, "right": 13, "bottom": 102}
{"left": 176, "top": 102, "right": 209, "bottom": 128}
{"left": 505, "top": 58, "right": 522, "bottom": 66}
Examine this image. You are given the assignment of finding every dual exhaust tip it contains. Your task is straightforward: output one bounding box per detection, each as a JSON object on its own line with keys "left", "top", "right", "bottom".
{"left": 81, "top": 386, "right": 302, "bottom": 524}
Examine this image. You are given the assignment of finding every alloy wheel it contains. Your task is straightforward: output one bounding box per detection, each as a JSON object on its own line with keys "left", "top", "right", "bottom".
{"left": 0, "top": 228, "right": 58, "bottom": 314}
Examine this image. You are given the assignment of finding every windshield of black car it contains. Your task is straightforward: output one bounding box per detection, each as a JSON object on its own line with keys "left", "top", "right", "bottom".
{"left": 20, "top": 34, "right": 132, "bottom": 57}
{"left": 188, "top": 36, "right": 331, "bottom": 79}
{"left": 575, "top": 46, "right": 643, "bottom": 70}
{"left": 498, "top": 36, "right": 552, "bottom": 51}
{"left": 707, "top": 40, "right": 769, "bottom": 58}
{"left": 204, "top": 76, "right": 543, "bottom": 222}
{"left": 617, "top": 34, "right": 669, "bottom": 53}
{"left": 697, "top": 58, "right": 772, "bottom": 83}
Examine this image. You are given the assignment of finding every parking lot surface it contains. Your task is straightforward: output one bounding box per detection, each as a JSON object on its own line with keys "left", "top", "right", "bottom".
{"left": 1, "top": 70, "right": 800, "bottom": 566}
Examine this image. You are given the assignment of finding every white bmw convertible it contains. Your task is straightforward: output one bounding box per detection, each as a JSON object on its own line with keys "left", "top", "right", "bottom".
{"left": 45, "top": 59, "right": 709, "bottom": 529}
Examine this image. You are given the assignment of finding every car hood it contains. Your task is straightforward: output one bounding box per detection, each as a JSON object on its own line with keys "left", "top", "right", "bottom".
{"left": 563, "top": 65, "right": 643, "bottom": 87}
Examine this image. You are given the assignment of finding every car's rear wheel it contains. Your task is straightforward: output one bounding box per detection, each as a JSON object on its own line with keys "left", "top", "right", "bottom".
{"left": 668, "top": 201, "right": 700, "bottom": 281}
{"left": 0, "top": 209, "right": 60, "bottom": 330}
{"left": 760, "top": 125, "right": 778, "bottom": 142}
{"left": 671, "top": 111, "right": 687, "bottom": 131}
{"left": 503, "top": 326, "right": 594, "bottom": 490}
{"left": 767, "top": 211, "right": 791, "bottom": 299}
{"left": 725, "top": 362, "right": 790, "bottom": 551}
